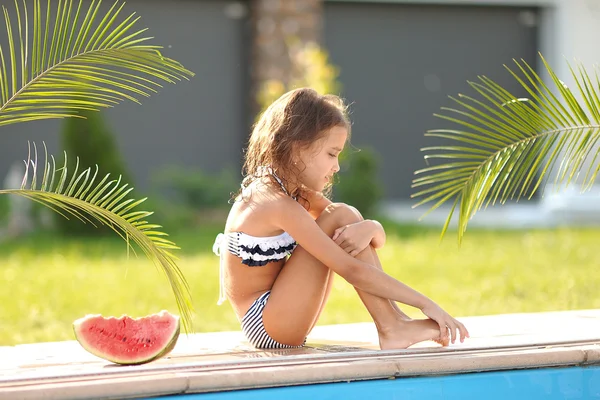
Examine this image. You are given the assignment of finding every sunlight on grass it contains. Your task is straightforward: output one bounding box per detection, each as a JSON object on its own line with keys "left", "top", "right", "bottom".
{"left": 2, "top": 225, "right": 600, "bottom": 345}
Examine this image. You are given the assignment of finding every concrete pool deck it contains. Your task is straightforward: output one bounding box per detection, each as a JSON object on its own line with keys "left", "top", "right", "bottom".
{"left": 1, "top": 309, "right": 600, "bottom": 399}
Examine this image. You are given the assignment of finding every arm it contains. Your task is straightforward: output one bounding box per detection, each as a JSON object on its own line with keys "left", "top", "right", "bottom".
{"left": 301, "top": 189, "right": 385, "bottom": 248}
{"left": 272, "top": 199, "right": 431, "bottom": 309}
{"left": 332, "top": 219, "right": 386, "bottom": 256}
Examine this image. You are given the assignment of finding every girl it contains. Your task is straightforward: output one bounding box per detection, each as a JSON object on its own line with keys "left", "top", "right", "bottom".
{"left": 213, "top": 88, "right": 469, "bottom": 350}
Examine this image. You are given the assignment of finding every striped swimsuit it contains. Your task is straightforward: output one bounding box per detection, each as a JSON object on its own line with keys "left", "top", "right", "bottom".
{"left": 212, "top": 170, "right": 305, "bottom": 349}
{"left": 213, "top": 230, "right": 301, "bottom": 349}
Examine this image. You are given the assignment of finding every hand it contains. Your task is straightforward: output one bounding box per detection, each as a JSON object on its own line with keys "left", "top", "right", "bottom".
{"left": 420, "top": 301, "right": 469, "bottom": 345}
{"left": 332, "top": 220, "right": 374, "bottom": 257}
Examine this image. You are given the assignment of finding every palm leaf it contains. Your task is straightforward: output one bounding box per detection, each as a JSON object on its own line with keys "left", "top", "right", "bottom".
{"left": 0, "top": 0, "right": 194, "bottom": 126}
{"left": 412, "top": 53, "right": 600, "bottom": 244}
{"left": 0, "top": 143, "right": 195, "bottom": 332}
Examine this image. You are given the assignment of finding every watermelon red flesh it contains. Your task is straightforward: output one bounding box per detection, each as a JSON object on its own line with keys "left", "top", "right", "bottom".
{"left": 73, "top": 310, "right": 180, "bottom": 365}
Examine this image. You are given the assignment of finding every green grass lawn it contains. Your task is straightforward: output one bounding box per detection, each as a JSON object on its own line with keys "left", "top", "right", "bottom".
{"left": 1, "top": 222, "right": 600, "bottom": 346}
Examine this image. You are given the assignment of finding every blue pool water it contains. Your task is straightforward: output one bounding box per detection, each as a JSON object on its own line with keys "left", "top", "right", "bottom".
{"left": 154, "top": 366, "right": 600, "bottom": 399}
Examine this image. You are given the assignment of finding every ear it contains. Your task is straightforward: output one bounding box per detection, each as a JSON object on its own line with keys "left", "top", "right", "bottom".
{"left": 291, "top": 143, "right": 302, "bottom": 166}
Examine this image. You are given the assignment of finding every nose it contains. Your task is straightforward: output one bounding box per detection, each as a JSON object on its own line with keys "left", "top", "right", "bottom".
{"left": 333, "top": 159, "right": 340, "bottom": 173}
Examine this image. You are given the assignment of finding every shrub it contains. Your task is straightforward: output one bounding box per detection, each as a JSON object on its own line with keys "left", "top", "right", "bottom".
{"left": 0, "top": 194, "right": 8, "bottom": 225}
{"left": 150, "top": 166, "right": 239, "bottom": 227}
{"left": 334, "top": 147, "right": 383, "bottom": 218}
{"left": 55, "top": 109, "right": 133, "bottom": 236}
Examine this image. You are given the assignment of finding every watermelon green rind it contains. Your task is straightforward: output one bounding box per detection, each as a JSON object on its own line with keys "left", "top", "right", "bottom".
{"left": 155, "top": 323, "right": 180, "bottom": 360}
{"left": 73, "top": 310, "right": 180, "bottom": 365}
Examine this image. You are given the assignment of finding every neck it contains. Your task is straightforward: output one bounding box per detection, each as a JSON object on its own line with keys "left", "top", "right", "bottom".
{"left": 271, "top": 169, "right": 299, "bottom": 199}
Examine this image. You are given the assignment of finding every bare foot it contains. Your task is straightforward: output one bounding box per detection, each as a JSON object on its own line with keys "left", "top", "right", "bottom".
{"left": 379, "top": 318, "right": 446, "bottom": 350}
{"left": 391, "top": 305, "right": 449, "bottom": 347}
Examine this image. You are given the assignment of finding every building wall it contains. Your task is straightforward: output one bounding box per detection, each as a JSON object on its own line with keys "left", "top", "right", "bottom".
{"left": 4, "top": 0, "right": 592, "bottom": 204}
{"left": 0, "top": 0, "right": 250, "bottom": 193}
{"left": 323, "top": 2, "right": 539, "bottom": 200}
{"left": 538, "top": 0, "right": 600, "bottom": 194}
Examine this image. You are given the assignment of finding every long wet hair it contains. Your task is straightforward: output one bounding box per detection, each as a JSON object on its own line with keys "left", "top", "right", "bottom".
{"left": 239, "top": 87, "right": 351, "bottom": 202}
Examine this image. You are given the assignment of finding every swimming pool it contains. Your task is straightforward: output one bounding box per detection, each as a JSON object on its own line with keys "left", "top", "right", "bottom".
{"left": 155, "top": 366, "right": 600, "bottom": 400}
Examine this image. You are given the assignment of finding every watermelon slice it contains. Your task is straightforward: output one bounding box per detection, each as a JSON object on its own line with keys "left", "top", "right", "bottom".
{"left": 73, "top": 310, "right": 180, "bottom": 365}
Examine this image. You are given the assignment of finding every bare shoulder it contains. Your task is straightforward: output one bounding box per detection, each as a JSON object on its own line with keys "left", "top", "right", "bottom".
{"left": 226, "top": 179, "right": 294, "bottom": 235}
{"left": 241, "top": 179, "right": 291, "bottom": 209}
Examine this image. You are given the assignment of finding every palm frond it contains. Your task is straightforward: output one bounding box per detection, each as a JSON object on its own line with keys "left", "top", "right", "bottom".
{"left": 412, "top": 53, "right": 600, "bottom": 244}
{"left": 0, "top": 143, "right": 194, "bottom": 332}
{"left": 0, "top": 0, "right": 194, "bottom": 126}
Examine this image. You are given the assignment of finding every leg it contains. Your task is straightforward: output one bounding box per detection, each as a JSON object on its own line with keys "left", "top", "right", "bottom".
{"left": 261, "top": 206, "right": 343, "bottom": 346}
{"left": 308, "top": 267, "right": 335, "bottom": 333}
{"left": 344, "top": 206, "right": 412, "bottom": 321}
{"left": 339, "top": 207, "right": 444, "bottom": 349}
{"left": 263, "top": 203, "right": 443, "bottom": 349}
{"left": 373, "top": 247, "right": 412, "bottom": 320}
{"left": 355, "top": 243, "right": 448, "bottom": 348}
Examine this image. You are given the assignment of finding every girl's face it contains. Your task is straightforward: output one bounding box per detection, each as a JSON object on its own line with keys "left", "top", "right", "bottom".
{"left": 296, "top": 125, "right": 348, "bottom": 192}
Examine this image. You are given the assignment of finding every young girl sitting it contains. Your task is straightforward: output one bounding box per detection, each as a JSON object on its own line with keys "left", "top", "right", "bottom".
{"left": 213, "top": 88, "right": 469, "bottom": 350}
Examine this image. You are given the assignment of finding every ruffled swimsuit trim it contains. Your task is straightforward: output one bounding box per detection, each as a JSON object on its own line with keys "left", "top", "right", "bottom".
{"left": 213, "top": 231, "right": 297, "bottom": 305}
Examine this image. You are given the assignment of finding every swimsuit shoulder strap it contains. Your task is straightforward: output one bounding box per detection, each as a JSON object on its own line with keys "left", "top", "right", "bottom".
{"left": 271, "top": 170, "right": 297, "bottom": 201}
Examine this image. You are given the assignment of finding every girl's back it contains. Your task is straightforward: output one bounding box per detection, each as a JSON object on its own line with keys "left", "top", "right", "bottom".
{"left": 218, "top": 178, "right": 295, "bottom": 319}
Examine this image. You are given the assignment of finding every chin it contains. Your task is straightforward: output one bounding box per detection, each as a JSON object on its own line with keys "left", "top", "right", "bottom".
{"left": 314, "top": 181, "right": 326, "bottom": 191}
{"left": 307, "top": 183, "right": 325, "bottom": 192}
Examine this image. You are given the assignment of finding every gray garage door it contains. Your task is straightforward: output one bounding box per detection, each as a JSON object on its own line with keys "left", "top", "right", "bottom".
{"left": 324, "top": 2, "right": 539, "bottom": 200}
{"left": 0, "top": 0, "right": 249, "bottom": 192}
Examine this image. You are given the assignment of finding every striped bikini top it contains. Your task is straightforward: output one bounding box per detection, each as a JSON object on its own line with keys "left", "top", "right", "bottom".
{"left": 212, "top": 168, "right": 297, "bottom": 305}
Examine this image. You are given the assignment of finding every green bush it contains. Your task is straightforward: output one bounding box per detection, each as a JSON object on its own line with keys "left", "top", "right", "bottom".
{"left": 334, "top": 147, "right": 383, "bottom": 218}
{"left": 150, "top": 166, "right": 238, "bottom": 228}
{"left": 0, "top": 194, "right": 8, "bottom": 225}
{"left": 55, "top": 109, "right": 133, "bottom": 236}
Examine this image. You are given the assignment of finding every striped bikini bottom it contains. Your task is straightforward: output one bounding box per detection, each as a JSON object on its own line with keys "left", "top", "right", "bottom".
{"left": 241, "top": 291, "right": 306, "bottom": 350}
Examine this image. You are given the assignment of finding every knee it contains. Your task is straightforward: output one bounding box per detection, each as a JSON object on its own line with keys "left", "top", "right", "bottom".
{"left": 316, "top": 203, "right": 364, "bottom": 229}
